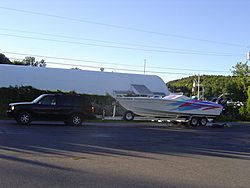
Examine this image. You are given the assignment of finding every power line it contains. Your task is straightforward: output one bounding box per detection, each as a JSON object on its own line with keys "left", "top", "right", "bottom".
{"left": 8, "top": 60, "right": 197, "bottom": 76}
{"left": 0, "top": 6, "right": 247, "bottom": 48}
{"left": 2, "top": 51, "right": 231, "bottom": 74}
{"left": 0, "top": 33, "right": 244, "bottom": 57}
{"left": 47, "top": 61, "right": 230, "bottom": 74}
{"left": 6, "top": 56, "right": 195, "bottom": 75}
{"left": 15, "top": 60, "right": 233, "bottom": 76}
{"left": 0, "top": 27, "right": 244, "bottom": 56}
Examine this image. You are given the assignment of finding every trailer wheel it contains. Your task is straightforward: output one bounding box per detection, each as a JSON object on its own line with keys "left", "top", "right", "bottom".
{"left": 190, "top": 117, "right": 199, "bottom": 126}
{"left": 123, "top": 111, "right": 134, "bottom": 121}
{"left": 199, "top": 117, "right": 208, "bottom": 126}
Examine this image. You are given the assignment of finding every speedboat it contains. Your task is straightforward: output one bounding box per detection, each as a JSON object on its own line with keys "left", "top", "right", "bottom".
{"left": 115, "top": 94, "right": 223, "bottom": 126}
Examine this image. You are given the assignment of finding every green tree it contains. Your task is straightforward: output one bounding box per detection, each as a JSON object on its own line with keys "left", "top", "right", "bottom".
{"left": 0, "top": 55, "right": 46, "bottom": 67}
{"left": 228, "top": 62, "right": 250, "bottom": 120}
{"left": 239, "top": 86, "right": 250, "bottom": 118}
{"left": 23, "top": 56, "right": 35, "bottom": 66}
{"left": 17, "top": 57, "right": 46, "bottom": 67}
{"left": 0, "top": 53, "right": 11, "bottom": 64}
{"left": 12, "top": 60, "right": 23, "bottom": 65}
{"left": 38, "top": 59, "right": 46, "bottom": 67}
{"left": 34, "top": 59, "right": 46, "bottom": 67}
{"left": 71, "top": 67, "right": 81, "bottom": 70}
{"left": 230, "top": 62, "right": 250, "bottom": 102}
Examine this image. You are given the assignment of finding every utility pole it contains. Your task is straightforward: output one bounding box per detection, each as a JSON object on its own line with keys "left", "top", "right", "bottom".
{"left": 144, "top": 59, "right": 146, "bottom": 74}
{"left": 197, "top": 74, "right": 200, "bottom": 100}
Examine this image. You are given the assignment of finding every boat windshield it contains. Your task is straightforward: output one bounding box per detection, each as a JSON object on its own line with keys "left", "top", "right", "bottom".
{"left": 164, "top": 95, "right": 190, "bottom": 100}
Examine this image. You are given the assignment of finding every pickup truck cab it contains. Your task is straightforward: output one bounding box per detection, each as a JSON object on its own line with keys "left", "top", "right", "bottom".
{"left": 6, "top": 94, "right": 95, "bottom": 125}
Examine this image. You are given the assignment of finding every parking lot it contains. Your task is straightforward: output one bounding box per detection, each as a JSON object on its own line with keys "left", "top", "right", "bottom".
{"left": 0, "top": 120, "right": 249, "bottom": 188}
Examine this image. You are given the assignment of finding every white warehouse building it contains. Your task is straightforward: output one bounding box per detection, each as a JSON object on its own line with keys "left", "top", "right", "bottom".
{"left": 0, "top": 64, "right": 170, "bottom": 97}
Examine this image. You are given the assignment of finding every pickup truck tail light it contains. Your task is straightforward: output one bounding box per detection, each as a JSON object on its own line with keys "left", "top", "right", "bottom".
{"left": 91, "top": 107, "right": 95, "bottom": 113}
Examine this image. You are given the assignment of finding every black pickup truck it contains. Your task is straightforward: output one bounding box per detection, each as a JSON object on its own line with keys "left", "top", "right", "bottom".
{"left": 6, "top": 94, "right": 95, "bottom": 125}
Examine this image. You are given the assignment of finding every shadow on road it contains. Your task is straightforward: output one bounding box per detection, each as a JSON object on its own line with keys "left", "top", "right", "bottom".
{"left": 1, "top": 120, "right": 250, "bottom": 170}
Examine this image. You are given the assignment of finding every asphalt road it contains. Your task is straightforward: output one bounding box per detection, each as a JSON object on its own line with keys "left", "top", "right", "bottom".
{"left": 0, "top": 120, "right": 249, "bottom": 188}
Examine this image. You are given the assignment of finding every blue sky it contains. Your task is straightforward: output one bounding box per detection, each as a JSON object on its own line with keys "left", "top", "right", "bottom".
{"left": 0, "top": 0, "right": 249, "bottom": 82}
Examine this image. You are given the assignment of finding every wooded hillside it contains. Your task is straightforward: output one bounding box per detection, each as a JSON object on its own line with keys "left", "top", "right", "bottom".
{"left": 166, "top": 75, "right": 236, "bottom": 100}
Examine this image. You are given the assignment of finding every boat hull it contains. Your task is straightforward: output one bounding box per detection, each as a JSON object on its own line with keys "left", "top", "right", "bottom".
{"left": 115, "top": 97, "right": 223, "bottom": 118}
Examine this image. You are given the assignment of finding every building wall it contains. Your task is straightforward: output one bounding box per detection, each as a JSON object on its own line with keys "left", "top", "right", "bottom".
{"left": 0, "top": 64, "right": 170, "bottom": 96}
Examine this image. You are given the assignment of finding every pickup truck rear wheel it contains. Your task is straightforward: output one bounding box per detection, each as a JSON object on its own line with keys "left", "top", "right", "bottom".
{"left": 69, "top": 114, "right": 83, "bottom": 126}
{"left": 17, "top": 111, "right": 32, "bottom": 125}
